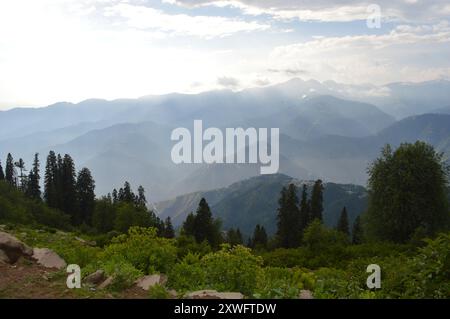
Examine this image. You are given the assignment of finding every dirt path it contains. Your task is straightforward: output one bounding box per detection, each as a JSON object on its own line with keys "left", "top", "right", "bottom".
{"left": 0, "top": 258, "right": 148, "bottom": 299}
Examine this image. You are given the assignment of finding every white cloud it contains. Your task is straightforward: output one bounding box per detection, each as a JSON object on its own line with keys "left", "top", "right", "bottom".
{"left": 267, "top": 22, "right": 450, "bottom": 85}
{"left": 104, "top": 3, "right": 270, "bottom": 39}
{"left": 166, "top": 0, "right": 450, "bottom": 23}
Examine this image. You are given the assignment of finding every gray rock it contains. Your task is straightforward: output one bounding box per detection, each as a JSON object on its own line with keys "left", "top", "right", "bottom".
{"left": 32, "top": 248, "right": 66, "bottom": 269}
{"left": 84, "top": 270, "right": 106, "bottom": 285}
{"left": 186, "top": 290, "right": 244, "bottom": 299}
{"left": 135, "top": 274, "right": 168, "bottom": 291}
{"left": 299, "top": 290, "right": 314, "bottom": 299}
{"left": 0, "top": 231, "right": 33, "bottom": 263}
{"left": 98, "top": 276, "right": 114, "bottom": 290}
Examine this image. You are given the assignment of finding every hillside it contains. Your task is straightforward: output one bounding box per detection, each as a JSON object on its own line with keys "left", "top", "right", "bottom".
{"left": 156, "top": 174, "right": 368, "bottom": 236}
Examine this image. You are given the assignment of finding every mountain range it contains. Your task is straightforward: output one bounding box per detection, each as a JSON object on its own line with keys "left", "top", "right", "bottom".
{"left": 1, "top": 78, "right": 449, "bottom": 204}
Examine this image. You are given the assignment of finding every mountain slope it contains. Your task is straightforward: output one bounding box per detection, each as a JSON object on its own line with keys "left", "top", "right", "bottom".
{"left": 156, "top": 174, "right": 368, "bottom": 236}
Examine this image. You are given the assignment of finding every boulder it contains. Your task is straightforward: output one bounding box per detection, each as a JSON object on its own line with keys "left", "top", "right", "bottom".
{"left": 75, "top": 237, "right": 96, "bottom": 247}
{"left": 186, "top": 290, "right": 244, "bottom": 299}
{"left": 84, "top": 270, "right": 106, "bottom": 286}
{"left": 98, "top": 276, "right": 114, "bottom": 290}
{"left": 136, "top": 274, "right": 168, "bottom": 291}
{"left": 0, "top": 231, "right": 33, "bottom": 263}
{"left": 299, "top": 290, "right": 314, "bottom": 299}
{"left": 32, "top": 248, "right": 66, "bottom": 269}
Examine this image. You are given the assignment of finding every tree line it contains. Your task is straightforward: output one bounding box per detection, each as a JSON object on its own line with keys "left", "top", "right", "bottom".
{"left": 0, "top": 151, "right": 174, "bottom": 238}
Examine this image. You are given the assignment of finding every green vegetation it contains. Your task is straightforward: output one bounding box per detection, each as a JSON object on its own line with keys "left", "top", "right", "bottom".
{"left": 1, "top": 141, "right": 449, "bottom": 299}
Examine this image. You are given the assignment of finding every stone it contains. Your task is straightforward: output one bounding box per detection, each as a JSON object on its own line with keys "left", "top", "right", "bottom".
{"left": 32, "top": 248, "right": 66, "bottom": 269}
{"left": 135, "top": 274, "right": 168, "bottom": 291}
{"left": 186, "top": 290, "right": 244, "bottom": 299}
{"left": 0, "top": 231, "right": 33, "bottom": 263}
{"left": 84, "top": 270, "right": 106, "bottom": 286}
{"left": 98, "top": 276, "right": 114, "bottom": 290}
{"left": 299, "top": 290, "right": 314, "bottom": 299}
{"left": 75, "top": 237, "right": 96, "bottom": 246}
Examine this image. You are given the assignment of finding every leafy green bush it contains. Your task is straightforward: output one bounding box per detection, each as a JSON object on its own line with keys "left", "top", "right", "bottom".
{"left": 101, "top": 257, "right": 143, "bottom": 291}
{"left": 201, "top": 244, "right": 263, "bottom": 296}
{"left": 148, "top": 284, "right": 171, "bottom": 299}
{"left": 168, "top": 253, "right": 206, "bottom": 293}
{"left": 101, "top": 227, "right": 177, "bottom": 274}
{"left": 254, "top": 267, "right": 315, "bottom": 299}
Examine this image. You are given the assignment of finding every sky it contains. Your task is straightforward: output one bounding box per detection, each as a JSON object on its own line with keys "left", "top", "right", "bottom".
{"left": 0, "top": 0, "right": 449, "bottom": 109}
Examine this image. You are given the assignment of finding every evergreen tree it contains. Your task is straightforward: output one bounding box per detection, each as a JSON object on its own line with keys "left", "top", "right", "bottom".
{"left": 61, "top": 154, "right": 79, "bottom": 224}
{"left": 182, "top": 212, "right": 196, "bottom": 237}
{"left": 227, "top": 228, "right": 243, "bottom": 246}
{"left": 310, "top": 179, "right": 324, "bottom": 222}
{"left": 5, "top": 153, "right": 16, "bottom": 186}
{"left": 352, "top": 215, "right": 363, "bottom": 244}
{"left": 163, "top": 217, "right": 175, "bottom": 238}
{"left": 136, "top": 185, "right": 147, "bottom": 207}
{"left": 182, "top": 198, "right": 221, "bottom": 247}
{"left": 118, "top": 181, "right": 135, "bottom": 203}
{"left": 26, "top": 153, "right": 41, "bottom": 200}
{"left": 44, "top": 151, "right": 59, "bottom": 208}
{"left": 76, "top": 167, "right": 96, "bottom": 225}
{"left": 15, "top": 158, "right": 27, "bottom": 190}
{"left": 366, "top": 142, "right": 450, "bottom": 242}
{"left": 0, "top": 161, "right": 4, "bottom": 180}
{"left": 251, "top": 224, "right": 268, "bottom": 249}
{"left": 112, "top": 189, "right": 118, "bottom": 203}
{"left": 299, "top": 184, "right": 310, "bottom": 233}
{"left": 337, "top": 206, "right": 350, "bottom": 237}
{"left": 276, "top": 183, "right": 301, "bottom": 248}
{"left": 92, "top": 197, "right": 116, "bottom": 233}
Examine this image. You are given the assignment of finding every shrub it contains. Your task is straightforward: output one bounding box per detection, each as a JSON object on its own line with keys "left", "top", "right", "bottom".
{"left": 255, "top": 267, "right": 315, "bottom": 299}
{"left": 201, "top": 244, "right": 263, "bottom": 296}
{"left": 148, "top": 284, "right": 171, "bottom": 299}
{"left": 101, "top": 257, "right": 143, "bottom": 291}
{"left": 101, "top": 227, "right": 177, "bottom": 274}
{"left": 168, "top": 253, "right": 206, "bottom": 293}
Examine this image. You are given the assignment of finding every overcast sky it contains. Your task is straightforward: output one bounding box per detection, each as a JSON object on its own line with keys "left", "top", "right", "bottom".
{"left": 0, "top": 0, "right": 449, "bottom": 109}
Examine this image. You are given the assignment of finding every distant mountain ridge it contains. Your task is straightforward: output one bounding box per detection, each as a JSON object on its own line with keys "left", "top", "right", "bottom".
{"left": 156, "top": 174, "right": 368, "bottom": 236}
{"left": 1, "top": 79, "right": 449, "bottom": 201}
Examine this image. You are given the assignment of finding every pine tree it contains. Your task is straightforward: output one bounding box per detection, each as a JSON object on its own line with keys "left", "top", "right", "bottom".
{"left": 251, "top": 224, "right": 268, "bottom": 249}
{"left": 227, "top": 228, "right": 243, "bottom": 246}
{"left": 44, "top": 151, "right": 58, "bottom": 208}
{"left": 299, "top": 184, "right": 310, "bottom": 233}
{"left": 0, "top": 161, "right": 4, "bottom": 180}
{"left": 26, "top": 153, "right": 41, "bottom": 200}
{"left": 112, "top": 189, "right": 118, "bottom": 203}
{"left": 182, "top": 198, "right": 221, "bottom": 247}
{"left": 15, "top": 158, "right": 27, "bottom": 191}
{"left": 337, "top": 206, "right": 350, "bottom": 236}
{"left": 61, "top": 154, "right": 79, "bottom": 224}
{"left": 136, "top": 185, "right": 147, "bottom": 207}
{"left": 182, "top": 212, "right": 196, "bottom": 237}
{"left": 276, "top": 183, "right": 301, "bottom": 248}
{"left": 310, "top": 179, "right": 324, "bottom": 222}
{"left": 352, "top": 215, "right": 363, "bottom": 244}
{"left": 193, "top": 198, "right": 216, "bottom": 245}
{"left": 118, "top": 181, "right": 135, "bottom": 203}
{"left": 76, "top": 167, "right": 96, "bottom": 225}
{"left": 163, "top": 217, "right": 175, "bottom": 238}
{"left": 5, "top": 153, "right": 16, "bottom": 186}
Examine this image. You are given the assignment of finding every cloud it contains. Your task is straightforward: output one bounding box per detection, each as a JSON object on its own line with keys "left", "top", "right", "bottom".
{"left": 268, "top": 68, "right": 308, "bottom": 76}
{"left": 104, "top": 3, "right": 270, "bottom": 39}
{"left": 165, "top": 0, "right": 450, "bottom": 23}
{"left": 267, "top": 21, "right": 450, "bottom": 84}
{"left": 217, "top": 76, "right": 240, "bottom": 89}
